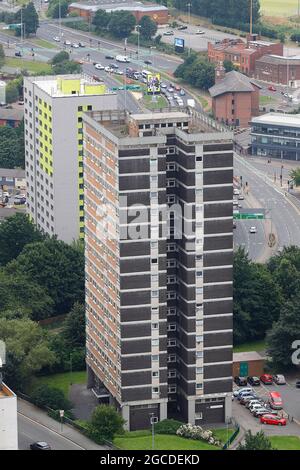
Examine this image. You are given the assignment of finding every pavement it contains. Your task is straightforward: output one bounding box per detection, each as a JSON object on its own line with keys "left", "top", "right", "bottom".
{"left": 18, "top": 398, "right": 107, "bottom": 450}
{"left": 69, "top": 383, "right": 98, "bottom": 421}
{"left": 234, "top": 153, "right": 300, "bottom": 261}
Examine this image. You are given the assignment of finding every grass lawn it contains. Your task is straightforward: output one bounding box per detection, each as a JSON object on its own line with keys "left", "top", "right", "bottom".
{"left": 4, "top": 57, "right": 51, "bottom": 74}
{"left": 213, "top": 428, "right": 234, "bottom": 444}
{"left": 233, "top": 339, "right": 266, "bottom": 353}
{"left": 269, "top": 436, "right": 300, "bottom": 450}
{"left": 260, "top": 95, "right": 277, "bottom": 105}
{"left": 143, "top": 93, "right": 168, "bottom": 110}
{"left": 260, "top": 0, "right": 299, "bottom": 17}
{"left": 31, "top": 38, "right": 58, "bottom": 50}
{"left": 114, "top": 432, "right": 220, "bottom": 450}
{"left": 31, "top": 371, "right": 86, "bottom": 398}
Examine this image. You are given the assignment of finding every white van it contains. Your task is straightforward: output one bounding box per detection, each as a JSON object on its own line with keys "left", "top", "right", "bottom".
{"left": 116, "top": 55, "right": 130, "bottom": 63}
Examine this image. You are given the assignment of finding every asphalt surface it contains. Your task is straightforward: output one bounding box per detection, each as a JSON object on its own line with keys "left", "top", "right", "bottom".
{"left": 233, "top": 377, "right": 300, "bottom": 436}
{"left": 18, "top": 412, "right": 84, "bottom": 450}
{"left": 234, "top": 154, "right": 300, "bottom": 260}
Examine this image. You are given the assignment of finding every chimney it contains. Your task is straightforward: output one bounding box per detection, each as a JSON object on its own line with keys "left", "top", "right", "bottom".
{"left": 215, "top": 61, "right": 226, "bottom": 83}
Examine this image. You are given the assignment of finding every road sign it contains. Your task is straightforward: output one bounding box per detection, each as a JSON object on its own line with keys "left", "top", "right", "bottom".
{"left": 111, "top": 85, "right": 141, "bottom": 91}
{"left": 233, "top": 213, "right": 264, "bottom": 220}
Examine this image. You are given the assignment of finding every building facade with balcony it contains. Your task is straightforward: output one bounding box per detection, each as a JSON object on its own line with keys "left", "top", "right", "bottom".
{"left": 251, "top": 113, "right": 300, "bottom": 161}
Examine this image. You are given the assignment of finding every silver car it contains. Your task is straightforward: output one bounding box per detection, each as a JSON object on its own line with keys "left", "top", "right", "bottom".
{"left": 273, "top": 374, "right": 286, "bottom": 385}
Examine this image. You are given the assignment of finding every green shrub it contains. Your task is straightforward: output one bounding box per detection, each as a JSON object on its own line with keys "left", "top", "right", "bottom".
{"left": 31, "top": 384, "right": 72, "bottom": 411}
{"left": 90, "top": 405, "right": 125, "bottom": 442}
{"left": 154, "top": 418, "right": 182, "bottom": 435}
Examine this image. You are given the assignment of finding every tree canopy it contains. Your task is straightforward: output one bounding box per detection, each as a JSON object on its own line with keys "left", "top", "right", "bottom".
{"left": 0, "top": 318, "right": 56, "bottom": 390}
{"left": 174, "top": 53, "right": 215, "bottom": 90}
{"left": 238, "top": 431, "right": 274, "bottom": 450}
{"left": 92, "top": 9, "right": 110, "bottom": 31}
{"left": 0, "top": 213, "right": 44, "bottom": 266}
{"left": 139, "top": 16, "right": 158, "bottom": 40}
{"left": 108, "top": 11, "right": 136, "bottom": 38}
{"left": 15, "top": 2, "right": 39, "bottom": 37}
{"left": 5, "top": 238, "right": 85, "bottom": 313}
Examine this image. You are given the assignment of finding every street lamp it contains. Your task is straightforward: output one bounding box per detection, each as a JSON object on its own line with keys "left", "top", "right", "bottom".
{"left": 149, "top": 414, "right": 158, "bottom": 450}
{"left": 136, "top": 25, "right": 141, "bottom": 60}
{"left": 187, "top": 3, "right": 191, "bottom": 55}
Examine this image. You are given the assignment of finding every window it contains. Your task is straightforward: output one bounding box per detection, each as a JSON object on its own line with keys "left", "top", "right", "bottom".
{"left": 196, "top": 367, "right": 203, "bottom": 374}
{"left": 152, "top": 323, "right": 159, "bottom": 329}
{"left": 152, "top": 355, "right": 159, "bottom": 361}
{"left": 167, "top": 324, "right": 176, "bottom": 331}
{"left": 196, "top": 383, "right": 203, "bottom": 390}
{"left": 152, "top": 339, "right": 159, "bottom": 346}
{"left": 152, "top": 371, "right": 159, "bottom": 378}
{"left": 152, "top": 387, "right": 159, "bottom": 394}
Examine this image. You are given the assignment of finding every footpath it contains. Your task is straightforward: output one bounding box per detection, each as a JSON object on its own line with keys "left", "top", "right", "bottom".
{"left": 18, "top": 398, "right": 107, "bottom": 450}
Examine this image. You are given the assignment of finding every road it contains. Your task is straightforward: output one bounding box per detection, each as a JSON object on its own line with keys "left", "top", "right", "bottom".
{"left": 234, "top": 154, "right": 300, "bottom": 260}
{"left": 18, "top": 412, "right": 84, "bottom": 450}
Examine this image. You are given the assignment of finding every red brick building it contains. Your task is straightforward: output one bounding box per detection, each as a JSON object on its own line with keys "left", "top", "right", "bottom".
{"left": 254, "top": 54, "right": 300, "bottom": 87}
{"left": 208, "top": 35, "right": 283, "bottom": 76}
{"left": 68, "top": 2, "right": 169, "bottom": 25}
{"left": 209, "top": 65, "right": 261, "bottom": 128}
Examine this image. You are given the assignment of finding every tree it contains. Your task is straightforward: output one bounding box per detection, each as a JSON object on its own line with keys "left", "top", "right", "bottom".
{"left": 0, "top": 44, "right": 5, "bottom": 69}
{"left": 0, "top": 272, "right": 54, "bottom": 321}
{"left": 0, "top": 318, "right": 56, "bottom": 390}
{"left": 15, "top": 2, "right": 39, "bottom": 37}
{"left": 47, "top": 0, "right": 68, "bottom": 19}
{"left": 223, "top": 59, "right": 238, "bottom": 72}
{"left": 6, "top": 238, "right": 85, "bottom": 313}
{"left": 139, "top": 15, "right": 158, "bottom": 40}
{"left": 108, "top": 11, "right": 136, "bottom": 38}
{"left": 52, "top": 60, "right": 82, "bottom": 74}
{"left": 174, "top": 54, "right": 215, "bottom": 90}
{"left": 238, "top": 431, "right": 274, "bottom": 450}
{"left": 266, "top": 293, "right": 300, "bottom": 370}
{"left": 290, "top": 168, "right": 300, "bottom": 187}
{"left": 268, "top": 246, "right": 300, "bottom": 300}
{"left": 0, "top": 213, "right": 43, "bottom": 266}
{"left": 62, "top": 303, "right": 85, "bottom": 348}
{"left": 90, "top": 405, "right": 125, "bottom": 443}
{"left": 233, "top": 247, "right": 282, "bottom": 344}
{"left": 31, "top": 384, "right": 72, "bottom": 410}
{"left": 92, "top": 9, "right": 110, "bottom": 31}
{"left": 5, "top": 81, "right": 19, "bottom": 103}
{"left": 50, "top": 50, "right": 70, "bottom": 65}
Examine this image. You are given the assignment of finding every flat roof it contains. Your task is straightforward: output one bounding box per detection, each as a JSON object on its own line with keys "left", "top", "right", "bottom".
{"left": 0, "top": 168, "right": 25, "bottom": 178}
{"left": 251, "top": 112, "right": 300, "bottom": 128}
{"left": 130, "top": 111, "right": 189, "bottom": 121}
{"left": 233, "top": 351, "right": 265, "bottom": 362}
{"left": 27, "top": 74, "right": 111, "bottom": 98}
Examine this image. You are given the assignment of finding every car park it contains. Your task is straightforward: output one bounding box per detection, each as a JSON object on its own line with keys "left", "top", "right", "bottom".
{"left": 247, "top": 376, "right": 260, "bottom": 386}
{"left": 233, "top": 387, "right": 253, "bottom": 397}
{"left": 249, "top": 226, "right": 257, "bottom": 234}
{"left": 260, "top": 414, "right": 286, "bottom": 426}
{"left": 234, "top": 376, "right": 248, "bottom": 386}
{"left": 260, "top": 374, "right": 273, "bottom": 385}
{"left": 30, "top": 441, "right": 51, "bottom": 450}
{"left": 94, "top": 63, "right": 104, "bottom": 70}
{"left": 269, "top": 391, "right": 283, "bottom": 410}
{"left": 273, "top": 374, "right": 286, "bottom": 385}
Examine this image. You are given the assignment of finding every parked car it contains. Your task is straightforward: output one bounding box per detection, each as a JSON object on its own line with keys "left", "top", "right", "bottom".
{"left": 260, "top": 414, "right": 286, "bottom": 426}
{"left": 30, "top": 441, "right": 51, "bottom": 450}
{"left": 260, "top": 374, "right": 273, "bottom": 385}
{"left": 273, "top": 374, "right": 286, "bottom": 385}
{"left": 233, "top": 387, "right": 253, "bottom": 397}
{"left": 238, "top": 391, "right": 256, "bottom": 401}
{"left": 247, "top": 376, "right": 260, "bottom": 386}
{"left": 239, "top": 395, "right": 257, "bottom": 405}
{"left": 196, "top": 30, "right": 205, "bottom": 34}
{"left": 269, "top": 391, "right": 283, "bottom": 410}
{"left": 109, "top": 63, "right": 119, "bottom": 69}
{"left": 249, "top": 226, "right": 257, "bottom": 234}
{"left": 233, "top": 188, "right": 240, "bottom": 195}
{"left": 53, "top": 36, "right": 60, "bottom": 42}
{"left": 72, "top": 43, "right": 79, "bottom": 48}
{"left": 78, "top": 42, "right": 85, "bottom": 47}
{"left": 268, "top": 85, "right": 277, "bottom": 92}
{"left": 178, "top": 25, "right": 188, "bottom": 30}
{"left": 246, "top": 399, "right": 264, "bottom": 409}
{"left": 163, "top": 31, "right": 174, "bottom": 36}
{"left": 64, "top": 40, "right": 71, "bottom": 46}
{"left": 234, "top": 376, "right": 248, "bottom": 386}
{"left": 253, "top": 408, "right": 275, "bottom": 418}
{"left": 180, "top": 89, "right": 186, "bottom": 96}
{"left": 249, "top": 402, "right": 266, "bottom": 412}
{"left": 94, "top": 63, "right": 104, "bottom": 70}
{"left": 238, "top": 194, "right": 244, "bottom": 200}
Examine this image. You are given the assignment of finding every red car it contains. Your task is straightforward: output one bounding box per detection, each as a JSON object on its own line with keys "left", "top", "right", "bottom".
{"left": 260, "top": 374, "right": 273, "bottom": 385}
{"left": 260, "top": 414, "right": 286, "bottom": 426}
{"left": 268, "top": 85, "right": 276, "bottom": 92}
